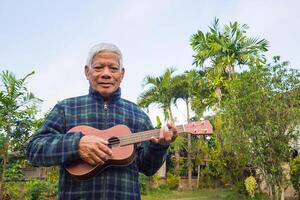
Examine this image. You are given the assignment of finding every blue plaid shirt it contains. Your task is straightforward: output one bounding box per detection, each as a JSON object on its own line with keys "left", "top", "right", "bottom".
{"left": 26, "top": 88, "right": 168, "bottom": 200}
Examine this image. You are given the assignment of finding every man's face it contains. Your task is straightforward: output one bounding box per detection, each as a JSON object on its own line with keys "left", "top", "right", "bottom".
{"left": 85, "top": 51, "right": 124, "bottom": 98}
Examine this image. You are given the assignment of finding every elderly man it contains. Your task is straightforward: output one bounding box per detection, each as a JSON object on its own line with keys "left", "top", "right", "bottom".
{"left": 26, "top": 43, "right": 177, "bottom": 200}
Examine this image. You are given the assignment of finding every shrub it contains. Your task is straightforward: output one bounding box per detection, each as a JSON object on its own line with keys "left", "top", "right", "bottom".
{"left": 5, "top": 160, "right": 25, "bottom": 181}
{"left": 166, "top": 172, "right": 180, "bottom": 190}
{"left": 3, "top": 182, "right": 26, "bottom": 200}
{"left": 244, "top": 176, "right": 257, "bottom": 198}
{"left": 139, "top": 173, "right": 150, "bottom": 195}
{"left": 290, "top": 155, "right": 300, "bottom": 198}
{"left": 25, "top": 179, "right": 53, "bottom": 200}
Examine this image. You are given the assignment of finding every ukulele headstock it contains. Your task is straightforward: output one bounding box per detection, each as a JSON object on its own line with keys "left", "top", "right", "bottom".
{"left": 183, "top": 120, "right": 213, "bottom": 135}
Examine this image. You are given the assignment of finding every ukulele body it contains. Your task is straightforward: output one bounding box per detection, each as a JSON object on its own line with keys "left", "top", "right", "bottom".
{"left": 65, "top": 125, "right": 134, "bottom": 180}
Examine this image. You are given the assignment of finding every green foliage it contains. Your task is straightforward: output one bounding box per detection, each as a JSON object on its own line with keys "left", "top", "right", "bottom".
{"left": 244, "top": 176, "right": 257, "bottom": 198}
{"left": 2, "top": 179, "right": 56, "bottom": 200}
{"left": 166, "top": 172, "right": 180, "bottom": 190}
{"left": 290, "top": 155, "right": 300, "bottom": 197}
{"left": 0, "top": 70, "right": 41, "bottom": 196}
{"left": 137, "top": 67, "right": 177, "bottom": 120}
{"left": 3, "top": 182, "right": 26, "bottom": 200}
{"left": 5, "top": 160, "right": 25, "bottom": 181}
{"left": 220, "top": 57, "right": 300, "bottom": 199}
{"left": 190, "top": 18, "right": 269, "bottom": 110}
{"left": 139, "top": 173, "right": 150, "bottom": 195}
{"left": 25, "top": 179, "right": 53, "bottom": 200}
{"left": 155, "top": 116, "right": 162, "bottom": 129}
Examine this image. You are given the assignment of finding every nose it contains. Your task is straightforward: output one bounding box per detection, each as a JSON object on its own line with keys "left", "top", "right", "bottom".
{"left": 100, "top": 67, "right": 112, "bottom": 79}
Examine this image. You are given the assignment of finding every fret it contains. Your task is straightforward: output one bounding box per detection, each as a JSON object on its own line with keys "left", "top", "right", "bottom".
{"left": 119, "top": 125, "right": 185, "bottom": 146}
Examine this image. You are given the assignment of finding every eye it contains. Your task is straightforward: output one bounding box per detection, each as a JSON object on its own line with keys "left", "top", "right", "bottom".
{"left": 92, "top": 65, "right": 103, "bottom": 72}
{"left": 110, "top": 65, "right": 120, "bottom": 73}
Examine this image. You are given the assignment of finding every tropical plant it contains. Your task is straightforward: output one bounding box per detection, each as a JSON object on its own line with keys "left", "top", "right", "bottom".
{"left": 172, "top": 69, "right": 208, "bottom": 188}
{"left": 138, "top": 67, "right": 177, "bottom": 120}
{"left": 138, "top": 67, "right": 184, "bottom": 176}
{"left": 0, "top": 70, "right": 41, "bottom": 197}
{"left": 190, "top": 18, "right": 269, "bottom": 106}
{"left": 221, "top": 57, "right": 300, "bottom": 199}
{"left": 172, "top": 70, "right": 194, "bottom": 188}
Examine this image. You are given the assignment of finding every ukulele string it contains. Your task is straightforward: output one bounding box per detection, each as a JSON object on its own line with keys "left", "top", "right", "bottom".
{"left": 107, "top": 125, "right": 184, "bottom": 145}
{"left": 107, "top": 130, "right": 160, "bottom": 145}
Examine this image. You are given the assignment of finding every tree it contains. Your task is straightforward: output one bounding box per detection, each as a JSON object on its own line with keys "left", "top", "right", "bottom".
{"left": 172, "top": 69, "right": 206, "bottom": 189}
{"left": 190, "top": 18, "right": 268, "bottom": 106}
{"left": 221, "top": 57, "right": 300, "bottom": 199}
{"left": 0, "top": 70, "right": 41, "bottom": 197}
{"left": 138, "top": 67, "right": 177, "bottom": 121}
{"left": 137, "top": 67, "right": 184, "bottom": 176}
{"left": 190, "top": 19, "right": 270, "bottom": 189}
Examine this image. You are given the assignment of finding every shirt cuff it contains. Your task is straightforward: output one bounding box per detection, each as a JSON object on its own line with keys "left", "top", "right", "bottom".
{"left": 148, "top": 141, "right": 169, "bottom": 150}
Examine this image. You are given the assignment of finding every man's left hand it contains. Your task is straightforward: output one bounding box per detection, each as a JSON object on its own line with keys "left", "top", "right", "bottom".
{"left": 150, "top": 122, "right": 177, "bottom": 145}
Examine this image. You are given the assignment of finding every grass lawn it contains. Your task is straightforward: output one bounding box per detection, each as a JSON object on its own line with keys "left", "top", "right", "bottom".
{"left": 141, "top": 189, "right": 241, "bottom": 200}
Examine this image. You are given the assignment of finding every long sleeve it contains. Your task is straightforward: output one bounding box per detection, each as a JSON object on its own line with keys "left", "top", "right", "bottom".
{"left": 26, "top": 103, "right": 83, "bottom": 166}
{"left": 136, "top": 141, "right": 169, "bottom": 176}
{"left": 135, "top": 116, "right": 169, "bottom": 176}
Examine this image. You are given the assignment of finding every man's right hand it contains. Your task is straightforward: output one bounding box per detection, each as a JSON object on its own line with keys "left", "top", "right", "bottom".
{"left": 78, "top": 135, "right": 113, "bottom": 166}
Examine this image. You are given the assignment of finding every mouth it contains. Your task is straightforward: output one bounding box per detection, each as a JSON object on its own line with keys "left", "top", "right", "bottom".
{"left": 98, "top": 82, "right": 114, "bottom": 87}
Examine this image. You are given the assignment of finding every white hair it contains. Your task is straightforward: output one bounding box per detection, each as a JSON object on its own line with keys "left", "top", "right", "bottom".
{"left": 86, "top": 42, "right": 123, "bottom": 67}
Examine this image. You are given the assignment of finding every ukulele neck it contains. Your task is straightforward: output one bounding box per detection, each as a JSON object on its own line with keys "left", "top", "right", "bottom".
{"left": 119, "top": 125, "right": 184, "bottom": 146}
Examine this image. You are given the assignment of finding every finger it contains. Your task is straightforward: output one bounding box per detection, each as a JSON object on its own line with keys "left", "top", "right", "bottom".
{"left": 84, "top": 155, "right": 99, "bottom": 166}
{"left": 91, "top": 147, "right": 110, "bottom": 162}
{"left": 96, "top": 140, "right": 113, "bottom": 156}
{"left": 98, "top": 138, "right": 109, "bottom": 145}
{"left": 89, "top": 152, "right": 105, "bottom": 166}
{"left": 164, "top": 133, "right": 172, "bottom": 142}
{"left": 150, "top": 136, "right": 159, "bottom": 144}
{"left": 167, "top": 122, "right": 177, "bottom": 137}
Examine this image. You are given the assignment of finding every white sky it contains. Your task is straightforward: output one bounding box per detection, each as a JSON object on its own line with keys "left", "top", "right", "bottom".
{"left": 1, "top": 0, "right": 299, "bottom": 125}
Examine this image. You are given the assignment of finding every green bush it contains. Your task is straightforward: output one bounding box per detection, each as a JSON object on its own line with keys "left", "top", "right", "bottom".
{"left": 25, "top": 179, "right": 54, "bottom": 200}
{"left": 166, "top": 172, "right": 180, "bottom": 190}
{"left": 290, "top": 155, "right": 300, "bottom": 198}
{"left": 3, "top": 182, "right": 26, "bottom": 200}
{"left": 139, "top": 173, "right": 150, "bottom": 195}
{"left": 244, "top": 176, "right": 257, "bottom": 198}
{"left": 5, "top": 160, "right": 25, "bottom": 181}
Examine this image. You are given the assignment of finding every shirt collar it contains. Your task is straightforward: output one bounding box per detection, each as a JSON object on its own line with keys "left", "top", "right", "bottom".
{"left": 89, "top": 87, "right": 121, "bottom": 103}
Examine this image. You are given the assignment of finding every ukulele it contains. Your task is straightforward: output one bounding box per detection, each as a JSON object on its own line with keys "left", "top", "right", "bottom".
{"left": 65, "top": 121, "right": 208, "bottom": 180}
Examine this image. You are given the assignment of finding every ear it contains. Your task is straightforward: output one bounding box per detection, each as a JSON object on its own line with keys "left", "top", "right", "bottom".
{"left": 121, "top": 68, "right": 125, "bottom": 80}
{"left": 84, "top": 65, "right": 90, "bottom": 80}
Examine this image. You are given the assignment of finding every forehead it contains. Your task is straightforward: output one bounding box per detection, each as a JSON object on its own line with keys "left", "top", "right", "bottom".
{"left": 92, "top": 51, "right": 120, "bottom": 64}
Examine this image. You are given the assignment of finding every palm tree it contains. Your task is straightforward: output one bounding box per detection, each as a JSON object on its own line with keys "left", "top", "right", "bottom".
{"left": 0, "top": 70, "right": 40, "bottom": 197}
{"left": 138, "top": 67, "right": 183, "bottom": 176}
{"left": 138, "top": 67, "right": 177, "bottom": 121}
{"left": 172, "top": 69, "right": 201, "bottom": 189}
{"left": 190, "top": 18, "right": 269, "bottom": 106}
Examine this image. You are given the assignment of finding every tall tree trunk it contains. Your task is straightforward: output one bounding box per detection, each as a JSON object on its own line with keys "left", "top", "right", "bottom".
{"left": 0, "top": 144, "right": 8, "bottom": 199}
{"left": 158, "top": 106, "right": 176, "bottom": 178}
{"left": 174, "top": 151, "right": 180, "bottom": 176}
{"left": 185, "top": 100, "right": 192, "bottom": 190}
{"left": 197, "top": 165, "right": 200, "bottom": 188}
{"left": 280, "top": 185, "right": 285, "bottom": 200}
{"left": 167, "top": 106, "right": 180, "bottom": 177}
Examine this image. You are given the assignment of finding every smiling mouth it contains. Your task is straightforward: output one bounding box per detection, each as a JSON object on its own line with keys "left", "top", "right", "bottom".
{"left": 99, "top": 83, "right": 113, "bottom": 87}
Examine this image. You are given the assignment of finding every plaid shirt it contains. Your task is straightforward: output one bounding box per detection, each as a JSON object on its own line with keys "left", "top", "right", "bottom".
{"left": 26, "top": 88, "right": 168, "bottom": 200}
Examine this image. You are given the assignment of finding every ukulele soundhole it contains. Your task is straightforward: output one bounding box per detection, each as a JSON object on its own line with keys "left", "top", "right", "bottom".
{"left": 108, "top": 136, "right": 120, "bottom": 148}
